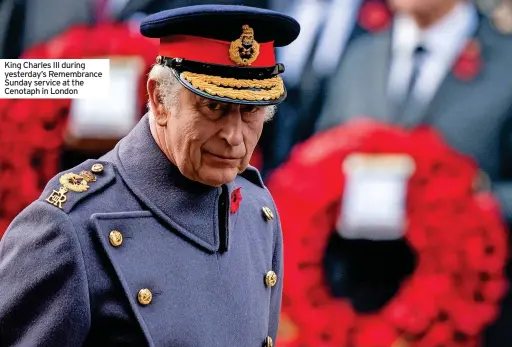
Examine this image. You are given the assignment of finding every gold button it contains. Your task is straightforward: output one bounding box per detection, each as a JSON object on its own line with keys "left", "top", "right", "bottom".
{"left": 265, "top": 336, "right": 273, "bottom": 347}
{"left": 91, "top": 163, "right": 104, "bottom": 173}
{"left": 138, "top": 288, "right": 152, "bottom": 305}
{"left": 109, "top": 230, "right": 123, "bottom": 247}
{"left": 265, "top": 270, "right": 277, "bottom": 287}
{"left": 262, "top": 206, "right": 274, "bottom": 221}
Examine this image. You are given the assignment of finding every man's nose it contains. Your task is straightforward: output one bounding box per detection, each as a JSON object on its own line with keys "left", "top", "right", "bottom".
{"left": 220, "top": 109, "right": 244, "bottom": 147}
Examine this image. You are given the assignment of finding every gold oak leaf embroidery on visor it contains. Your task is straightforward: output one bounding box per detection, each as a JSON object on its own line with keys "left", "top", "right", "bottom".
{"left": 181, "top": 72, "right": 285, "bottom": 101}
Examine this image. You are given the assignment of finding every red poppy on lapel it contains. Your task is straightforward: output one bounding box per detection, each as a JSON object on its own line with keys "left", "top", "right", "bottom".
{"left": 453, "top": 39, "right": 482, "bottom": 81}
{"left": 357, "top": 1, "right": 392, "bottom": 33}
{"left": 230, "top": 187, "right": 243, "bottom": 214}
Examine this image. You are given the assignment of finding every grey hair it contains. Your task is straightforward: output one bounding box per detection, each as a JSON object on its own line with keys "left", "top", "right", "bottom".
{"left": 147, "top": 64, "right": 182, "bottom": 113}
{"left": 147, "top": 64, "right": 277, "bottom": 121}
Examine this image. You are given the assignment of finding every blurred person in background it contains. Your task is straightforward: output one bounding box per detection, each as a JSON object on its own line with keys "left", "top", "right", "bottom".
{"left": 316, "top": 0, "right": 512, "bottom": 222}
{"left": 259, "top": 0, "right": 392, "bottom": 176}
{"left": 314, "top": 0, "right": 512, "bottom": 345}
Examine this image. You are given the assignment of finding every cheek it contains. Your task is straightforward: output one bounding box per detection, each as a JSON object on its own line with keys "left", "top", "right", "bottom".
{"left": 244, "top": 120, "right": 264, "bottom": 152}
{"left": 183, "top": 119, "right": 219, "bottom": 160}
{"left": 169, "top": 118, "right": 201, "bottom": 161}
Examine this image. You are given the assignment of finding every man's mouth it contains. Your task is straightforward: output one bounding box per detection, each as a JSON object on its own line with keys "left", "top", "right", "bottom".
{"left": 204, "top": 151, "right": 241, "bottom": 162}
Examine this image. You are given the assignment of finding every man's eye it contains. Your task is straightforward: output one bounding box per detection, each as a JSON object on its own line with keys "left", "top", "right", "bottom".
{"left": 243, "top": 105, "right": 259, "bottom": 113}
{"left": 207, "top": 103, "right": 222, "bottom": 111}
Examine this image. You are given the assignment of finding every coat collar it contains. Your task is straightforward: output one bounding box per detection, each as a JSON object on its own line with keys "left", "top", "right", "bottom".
{"left": 112, "top": 115, "right": 237, "bottom": 253}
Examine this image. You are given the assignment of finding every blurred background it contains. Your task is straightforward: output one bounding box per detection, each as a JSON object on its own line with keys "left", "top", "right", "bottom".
{"left": 1, "top": 0, "right": 512, "bottom": 346}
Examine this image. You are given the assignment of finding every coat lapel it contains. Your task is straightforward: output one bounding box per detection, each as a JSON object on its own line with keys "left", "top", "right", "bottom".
{"left": 369, "top": 30, "right": 394, "bottom": 122}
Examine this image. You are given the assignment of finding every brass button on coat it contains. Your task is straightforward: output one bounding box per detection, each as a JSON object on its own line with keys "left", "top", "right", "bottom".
{"left": 265, "top": 336, "right": 273, "bottom": 347}
{"left": 262, "top": 206, "right": 274, "bottom": 221}
{"left": 265, "top": 270, "right": 277, "bottom": 287}
{"left": 138, "top": 288, "right": 152, "bottom": 305}
{"left": 91, "top": 163, "right": 104, "bottom": 173}
{"left": 109, "top": 230, "right": 123, "bottom": 247}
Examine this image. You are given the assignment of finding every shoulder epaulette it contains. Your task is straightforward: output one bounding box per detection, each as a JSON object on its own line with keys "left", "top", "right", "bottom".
{"left": 238, "top": 166, "right": 265, "bottom": 188}
{"left": 40, "top": 159, "right": 116, "bottom": 213}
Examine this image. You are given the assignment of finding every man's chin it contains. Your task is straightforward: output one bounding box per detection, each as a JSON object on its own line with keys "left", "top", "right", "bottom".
{"left": 198, "top": 167, "right": 238, "bottom": 187}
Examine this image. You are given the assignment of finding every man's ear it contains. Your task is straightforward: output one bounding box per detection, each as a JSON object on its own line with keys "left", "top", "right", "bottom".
{"left": 147, "top": 79, "right": 168, "bottom": 126}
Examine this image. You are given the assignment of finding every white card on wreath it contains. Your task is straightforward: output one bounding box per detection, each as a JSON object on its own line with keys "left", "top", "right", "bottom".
{"left": 67, "top": 57, "right": 144, "bottom": 139}
{"left": 337, "top": 154, "right": 415, "bottom": 240}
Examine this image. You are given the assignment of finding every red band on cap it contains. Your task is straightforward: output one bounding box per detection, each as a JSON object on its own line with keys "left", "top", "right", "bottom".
{"left": 159, "top": 35, "right": 276, "bottom": 67}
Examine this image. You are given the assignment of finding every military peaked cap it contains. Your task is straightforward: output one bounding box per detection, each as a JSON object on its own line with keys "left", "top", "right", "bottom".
{"left": 140, "top": 4, "right": 301, "bottom": 105}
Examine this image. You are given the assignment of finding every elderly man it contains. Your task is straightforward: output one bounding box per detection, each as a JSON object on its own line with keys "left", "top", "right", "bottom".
{"left": 0, "top": 5, "right": 299, "bottom": 347}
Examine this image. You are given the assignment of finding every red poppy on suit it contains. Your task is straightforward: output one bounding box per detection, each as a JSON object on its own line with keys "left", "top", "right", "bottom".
{"left": 358, "top": 1, "right": 392, "bottom": 33}
{"left": 268, "top": 119, "right": 507, "bottom": 347}
{"left": 453, "top": 39, "right": 482, "bottom": 81}
{"left": 0, "top": 23, "right": 158, "bottom": 238}
{"left": 230, "top": 187, "right": 243, "bottom": 214}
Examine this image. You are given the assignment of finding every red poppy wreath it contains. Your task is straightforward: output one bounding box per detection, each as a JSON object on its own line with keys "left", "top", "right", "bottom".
{"left": 0, "top": 23, "right": 159, "bottom": 237}
{"left": 267, "top": 119, "right": 508, "bottom": 347}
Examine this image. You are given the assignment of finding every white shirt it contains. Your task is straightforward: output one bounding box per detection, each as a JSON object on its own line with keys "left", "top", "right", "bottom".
{"left": 278, "top": 0, "right": 362, "bottom": 86}
{"left": 387, "top": 1, "right": 478, "bottom": 105}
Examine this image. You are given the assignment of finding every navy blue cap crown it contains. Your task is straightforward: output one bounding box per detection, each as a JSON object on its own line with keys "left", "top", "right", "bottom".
{"left": 140, "top": 4, "right": 300, "bottom": 47}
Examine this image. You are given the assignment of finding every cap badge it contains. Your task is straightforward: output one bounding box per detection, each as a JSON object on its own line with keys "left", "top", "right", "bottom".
{"left": 229, "top": 25, "right": 260, "bottom": 66}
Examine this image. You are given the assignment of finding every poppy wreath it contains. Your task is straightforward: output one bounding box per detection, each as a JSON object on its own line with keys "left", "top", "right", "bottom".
{"left": 0, "top": 22, "right": 159, "bottom": 237}
{"left": 267, "top": 119, "right": 508, "bottom": 347}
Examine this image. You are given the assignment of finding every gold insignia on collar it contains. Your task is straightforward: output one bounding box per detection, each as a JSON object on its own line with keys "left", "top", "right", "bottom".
{"left": 45, "top": 187, "right": 69, "bottom": 209}
{"left": 229, "top": 25, "right": 260, "bottom": 66}
{"left": 59, "top": 173, "right": 90, "bottom": 193}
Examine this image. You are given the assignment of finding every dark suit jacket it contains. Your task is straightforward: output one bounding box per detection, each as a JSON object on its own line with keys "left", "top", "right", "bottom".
{"left": 0, "top": 115, "right": 283, "bottom": 346}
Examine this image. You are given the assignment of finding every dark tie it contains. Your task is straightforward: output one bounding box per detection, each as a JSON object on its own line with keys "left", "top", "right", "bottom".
{"left": 394, "top": 45, "right": 427, "bottom": 122}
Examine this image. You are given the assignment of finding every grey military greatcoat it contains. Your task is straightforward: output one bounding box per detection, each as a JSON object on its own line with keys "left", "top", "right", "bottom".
{"left": 0, "top": 115, "right": 282, "bottom": 347}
